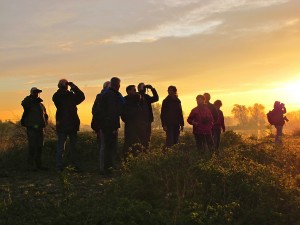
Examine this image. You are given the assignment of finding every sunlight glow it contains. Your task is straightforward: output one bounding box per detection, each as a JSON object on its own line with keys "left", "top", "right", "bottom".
{"left": 282, "top": 80, "right": 300, "bottom": 103}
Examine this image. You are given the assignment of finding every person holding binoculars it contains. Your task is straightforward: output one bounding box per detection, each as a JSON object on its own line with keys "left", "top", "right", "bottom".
{"left": 52, "top": 79, "right": 85, "bottom": 172}
{"left": 137, "top": 82, "right": 159, "bottom": 149}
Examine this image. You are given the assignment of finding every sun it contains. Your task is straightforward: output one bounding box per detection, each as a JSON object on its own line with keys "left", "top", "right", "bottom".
{"left": 282, "top": 80, "right": 300, "bottom": 103}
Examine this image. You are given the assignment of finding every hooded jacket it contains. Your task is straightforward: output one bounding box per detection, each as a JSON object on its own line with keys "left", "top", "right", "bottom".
{"left": 21, "top": 96, "right": 48, "bottom": 128}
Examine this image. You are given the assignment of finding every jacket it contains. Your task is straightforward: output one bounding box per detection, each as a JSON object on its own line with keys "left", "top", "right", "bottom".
{"left": 52, "top": 86, "right": 85, "bottom": 132}
{"left": 91, "top": 89, "right": 109, "bottom": 131}
{"left": 98, "top": 87, "right": 124, "bottom": 132}
{"left": 206, "top": 102, "right": 219, "bottom": 124}
{"left": 187, "top": 105, "right": 213, "bottom": 135}
{"left": 160, "top": 95, "right": 184, "bottom": 127}
{"left": 121, "top": 94, "right": 143, "bottom": 124}
{"left": 21, "top": 96, "right": 48, "bottom": 128}
{"left": 140, "top": 88, "right": 159, "bottom": 123}
{"left": 273, "top": 107, "right": 286, "bottom": 126}
{"left": 213, "top": 109, "right": 225, "bottom": 131}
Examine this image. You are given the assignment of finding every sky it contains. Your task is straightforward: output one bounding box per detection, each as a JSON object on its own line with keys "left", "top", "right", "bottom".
{"left": 1, "top": 0, "right": 300, "bottom": 126}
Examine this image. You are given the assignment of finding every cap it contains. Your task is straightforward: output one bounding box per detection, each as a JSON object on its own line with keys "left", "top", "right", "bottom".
{"left": 30, "top": 87, "right": 42, "bottom": 94}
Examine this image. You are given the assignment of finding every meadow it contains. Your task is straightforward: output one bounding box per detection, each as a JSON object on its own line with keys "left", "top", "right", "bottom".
{"left": 0, "top": 121, "right": 299, "bottom": 225}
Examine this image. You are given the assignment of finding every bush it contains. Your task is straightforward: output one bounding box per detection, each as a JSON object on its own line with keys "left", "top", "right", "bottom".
{"left": 0, "top": 123, "right": 299, "bottom": 225}
{"left": 292, "top": 128, "right": 300, "bottom": 136}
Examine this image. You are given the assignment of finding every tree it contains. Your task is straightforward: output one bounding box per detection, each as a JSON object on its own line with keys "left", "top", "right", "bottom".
{"left": 248, "top": 103, "right": 266, "bottom": 127}
{"left": 231, "top": 104, "right": 249, "bottom": 126}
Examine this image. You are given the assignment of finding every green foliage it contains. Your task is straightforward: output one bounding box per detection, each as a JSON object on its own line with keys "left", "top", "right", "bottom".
{"left": 221, "top": 130, "right": 243, "bottom": 148}
{"left": 0, "top": 122, "right": 299, "bottom": 225}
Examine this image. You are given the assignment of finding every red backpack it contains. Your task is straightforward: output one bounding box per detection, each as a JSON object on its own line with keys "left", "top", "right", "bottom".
{"left": 267, "top": 110, "right": 281, "bottom": 125}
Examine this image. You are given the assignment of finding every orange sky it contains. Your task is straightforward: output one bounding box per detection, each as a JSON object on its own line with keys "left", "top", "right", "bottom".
{"left": 1, "top": 0, "right": 300, "bottom": 126}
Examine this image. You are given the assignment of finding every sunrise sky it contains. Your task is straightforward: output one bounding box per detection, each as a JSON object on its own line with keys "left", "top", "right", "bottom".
{"left": 1, "top": 0, "right": 300, "bottom": 126}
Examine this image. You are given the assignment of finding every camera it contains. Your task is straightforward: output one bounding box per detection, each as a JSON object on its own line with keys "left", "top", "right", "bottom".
{"left": 280, "top": 103, "right": 285, "bottom": 108}
{"left": 67, "top": 82, "right": 74, "bottom": 86}
{"left": 144, "top": 85, "right": 152, "bottom": 89}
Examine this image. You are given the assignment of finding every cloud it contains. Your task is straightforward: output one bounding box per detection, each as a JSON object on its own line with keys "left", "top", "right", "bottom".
{"left": 89, "top": 0, "right": 289, "bottom": 45}
{"left": 149, "top": 0, "right": 200, "bottom": 7}
{"left": 102, "top": 20, "right": 223, "bottom": 44}
{"left": 58, "top": 42, "right": 74, "bottom": 51}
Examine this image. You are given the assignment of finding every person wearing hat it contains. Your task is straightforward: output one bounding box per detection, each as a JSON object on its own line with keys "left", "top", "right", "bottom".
{"left": 21, "top": 87, "right": 49, "bottom": 171}
{"left": 160, "top": 85, "right": 184, "bottom": 148}
{"left": 52, "top": 79, "right": 85, "bottom": 172}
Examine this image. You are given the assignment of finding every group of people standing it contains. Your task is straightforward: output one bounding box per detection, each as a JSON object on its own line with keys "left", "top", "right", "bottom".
{"left": 90, "top": 78, "right": 226, "bottom": 174}
{"left": 21, "top": 76, "right": 245, "bottom": 174}
{"left": 91, "top": 78, "right": 159, "bottom": 174}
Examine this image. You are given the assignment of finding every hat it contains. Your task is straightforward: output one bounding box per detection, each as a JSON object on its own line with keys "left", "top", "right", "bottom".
{"left": 30, "top": 87, "right": 42, "bottom": 94}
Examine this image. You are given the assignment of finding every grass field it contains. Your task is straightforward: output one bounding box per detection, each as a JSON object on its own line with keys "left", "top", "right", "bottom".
{"left": 0, "top": 122, "right": 299, "bottom": 225}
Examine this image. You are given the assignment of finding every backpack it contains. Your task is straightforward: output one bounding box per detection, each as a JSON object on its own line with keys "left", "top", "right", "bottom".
{"left": 267, "top": 110, "right": 280, "bottom": 125}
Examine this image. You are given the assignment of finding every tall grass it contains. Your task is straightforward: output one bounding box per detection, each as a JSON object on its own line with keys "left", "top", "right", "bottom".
{"left": 0, "top": 121, "right": 299, "bottom": 225}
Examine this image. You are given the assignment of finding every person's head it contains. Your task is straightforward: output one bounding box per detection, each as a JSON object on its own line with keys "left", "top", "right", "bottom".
{"left": 214, "top": 100, "right": 222, "bottom": 109}
{"left": 102, "top": 81, "right": 111, "bottom": 90}
{"left": 126, "top": 85, "right": 136, "bottom": 96}
{"left": 274, "top": 101, "right": 281, "bottom": 109}
{"left": 138, "top": 82, "right": 145, "bottom": 94}
{"left": 58, "top": 79, "right": 68, "bottom": 90}
{"left": 196, "top": 95, "right": 205, "bottom": 106}
{"left": 110, "top": 77, "right": 121, "bottom": 91}
{"left": 30, "top": 87, "right": 42, "bottom": 98}
{"left": 168, "top": 85, "right": 177, "bottom": 97}
{"left": 203, "top": 93, "right": 211, "bottom": 103}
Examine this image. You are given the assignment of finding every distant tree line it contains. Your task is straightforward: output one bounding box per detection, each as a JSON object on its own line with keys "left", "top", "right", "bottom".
{"left": 231, "top": 103, "right": 266, "bottom": 128}
{"left": 151, "top": 103, "right": 268, "bottom": 130}
{"left": 137, "top": 103, "right": 300, "bottom": 131}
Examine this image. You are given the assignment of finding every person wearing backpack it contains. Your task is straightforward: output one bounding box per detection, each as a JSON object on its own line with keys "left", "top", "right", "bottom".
{"left": 21, "top": 87, "right": 48, "bottom": 171}
{"left": 272, "top": 101, "right": 288, "bottom": 144}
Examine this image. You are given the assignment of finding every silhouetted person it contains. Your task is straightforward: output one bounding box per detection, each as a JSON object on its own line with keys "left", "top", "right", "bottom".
{"left": 21, "top": 87, "right": 48, "bottom": 171}
{"left": 137, "top": 82, "right": 159, "bottom": 148}
{"left": 213, "top": 100, "right": 226, "bottom": 152}
{"left": 187, "top": 95, "right": 214, "bottom": 154}
{"left": 273, "top": 101, "right": 288, "bottom": 145}
{"left": 204, "top": 92, "right": 219, "bottom": 126}
{"left": 91, "top": 81, "right": 110, "bottom": 171}
{"left": 160, "top": 86, "right": 184, "bottom": 148}
{"left": 52, "top": 79, "right": 85, "bottom": 172}
{"left": 121, "top": 85, "right": 143, "bottom": 160}
{"left": 98, "top": 77, "right": 124, "bottom": 174}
